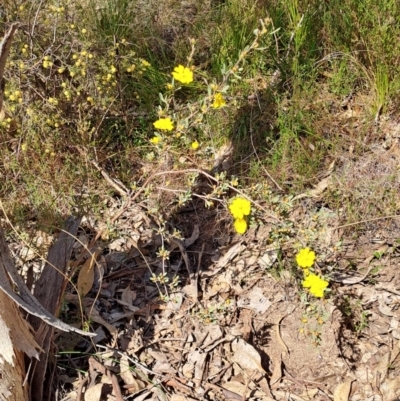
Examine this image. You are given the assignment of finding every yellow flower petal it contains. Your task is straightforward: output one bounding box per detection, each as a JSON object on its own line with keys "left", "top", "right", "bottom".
{"left": 302, "top": 274, "right": 328, "bottom": 298}
{"left": 191, "top": 140, "right": 199, "bottom": 150}
{"left": 296, "top": 248, "right": 316, "bottom": 268}
{"left": 229, "top": 198, "right": 251, "bottom": 219}
{"left": 153, "top": 117, "right": 174, "bottom": 131}
{"left": 150, "top": 136, "right": 161, "bottom": 145}
{"left": 234, "top": 218, "right": 247, "bottom": 234}
{"left": 172, "top": 65, "right": 193, "bottom": 84}
{"left": 212, "top": 93, "right": 226, "bottom": 109}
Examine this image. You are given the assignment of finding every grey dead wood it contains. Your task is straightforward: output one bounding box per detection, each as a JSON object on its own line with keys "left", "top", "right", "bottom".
{"left": 0, "top": 220, "right": 95, "bottom": 337}
{"left": 28, "top": 217, "right": 83, "bottom": 401}
{"left": 0, "top": 227, "right": 41, "bottom": 401}
{"left": 0, "top": 217, "right": 93, "bottom": 401}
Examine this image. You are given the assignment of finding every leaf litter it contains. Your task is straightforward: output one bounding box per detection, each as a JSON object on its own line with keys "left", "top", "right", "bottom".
{"left": 8, "top": 175, "right": 400, "bottom": 401}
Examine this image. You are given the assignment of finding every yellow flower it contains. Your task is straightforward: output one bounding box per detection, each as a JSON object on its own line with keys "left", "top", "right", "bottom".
{"left": 191, "top": 140, "right": 199, "bottom": 150}
{"left": 150, "top": 136, "right": 161, "bottom": 145}
{"left": 153, "top": 118, "right": 174, "bottom": 131}
{"left": 172, "top": 65, "right": 193, "bottom": 84}
{"left": 296, "top": 248, "right": 316, "bottom": 268}
{"left": 302, "top": 274, "right": 329, "bottom": 298}
{"left": 229, "top": 197, "right": 251, "bottom": 219}
{"left": 48, "top": 97, "right": 58, "bottom": 105}
{"left": 43, "top": 60, "right": 53, "bottom": 69}
{"left": 234, "top": 218, "right": 247, "bottom": 234}
{"left": 212, "top": 93, "right": 226, "bottom": 109}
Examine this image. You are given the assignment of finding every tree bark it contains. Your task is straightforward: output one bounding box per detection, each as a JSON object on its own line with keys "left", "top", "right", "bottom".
{"left": 29, "top": 217, "right": 81, "bottom": 401}
{"left": 0, "top": 229, "right": 41, "bottom": 401}
{"left": 0, "top": 217, "right": 90, "bottom": 401}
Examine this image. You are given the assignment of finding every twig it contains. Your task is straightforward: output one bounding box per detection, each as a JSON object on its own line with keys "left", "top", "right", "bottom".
{"left": 75, "top": 377, "right": 89, "bottom": 401}
{"left": 88, "top": 357, "right": 124, "bottom": 401}
{"left": 89, "top": 158, "right": 129, "bottom": 196}
{"left": 155, "top": 186, "right": 221, "bottom": 203}
{"left": 335, "top": 214, "right": 400, "bottom": 230}
{"left": 153, "top": 168, "right": 279, "bottom": 221}
{"left": 31, "top": 0, "right": 44, "bottom": 37}
{"left": 96, "top": 344, "right": 163, "bottom": 377}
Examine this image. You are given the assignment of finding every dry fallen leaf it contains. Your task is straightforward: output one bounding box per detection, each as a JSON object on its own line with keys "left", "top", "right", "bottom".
{"left": 381, "top": 376, "right": 400, "bottom": 401}
{"left": 231, "top": 338, "right": 265, "bottom": 373}
{"left": 85, "top": 305, "right": 118, "bottom": 337}
{"left": 270, "top": 353, "right": 282, "bottom": 386}
{"left": 374, "top": 352, "right": 390, "bottom": 385}
{"left": 84, "top": 383, "right": 103, "bottom": 401}
{"left": 217, "top": 242, "right": 245, "bottom": 268}
{"left": 184, "top": 224, "right": 200, "bottom": 247}
{"left": 333, "top": 380, "right": 353, "bottom": 401}
{"left": 119, "top": 354, "right": 146, "bottom": 394}
{"left": 294, "top": 161, "right": 335, "bottom": 200}
{"left": 237, "top": 286, "right": 271, "bottom": 314}
{"left": 257, "top": 248, "right": 278, "bottom": 269}
{"left": 332, "top": 263, "right": 376, "bottom": 285}
{"left": 170, "top": 395, "right": 198, "bottom": 401}
{"left": 221, "top": 381, "right": 247, "bottom": 397}
{"left": 77, "top": 250, "right": 101, "bottom": 297}
{"left": 182, "top": 349, "right": 207, "bottom": 381}
{"left": 121, "top": 286, "right": 133, "bottom": 304}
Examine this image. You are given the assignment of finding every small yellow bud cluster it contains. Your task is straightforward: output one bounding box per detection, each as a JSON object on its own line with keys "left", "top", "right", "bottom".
{"left": 63, "top": 89, "right": 71, "bottom": 100}
{"left": 48, "top": 97, "right": 58, "bottom": 106}
{"left": 6, "top": 90, "right": 23, "bottom": 104}
{"left": 21, "top": 44, "right": 29, "bottom": 55}
{"left": 49, "top": 5, "right": 65, "bottom": 13}
{"left": 140, "top": 59, "right": 150, "bottom": 67}
{"left": 126, "top": 64, "right": 136, "bottom": 73}
{"left": 130, "top": 59, "right": 149, "bottom": 75}
{"left": 98, "top": 64, "right": 119, "bottom": 88}
{"left": 68, "top": 51, "right": 91, "bottom": 77}
{"left": 43, "top": 56, "right": 53, "bottom": 69}
{"left": 46, "top": 118, "right": 60, "bottom": 128}
{"left": 1, "top": 117, "right": 12, "bottom": 129}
